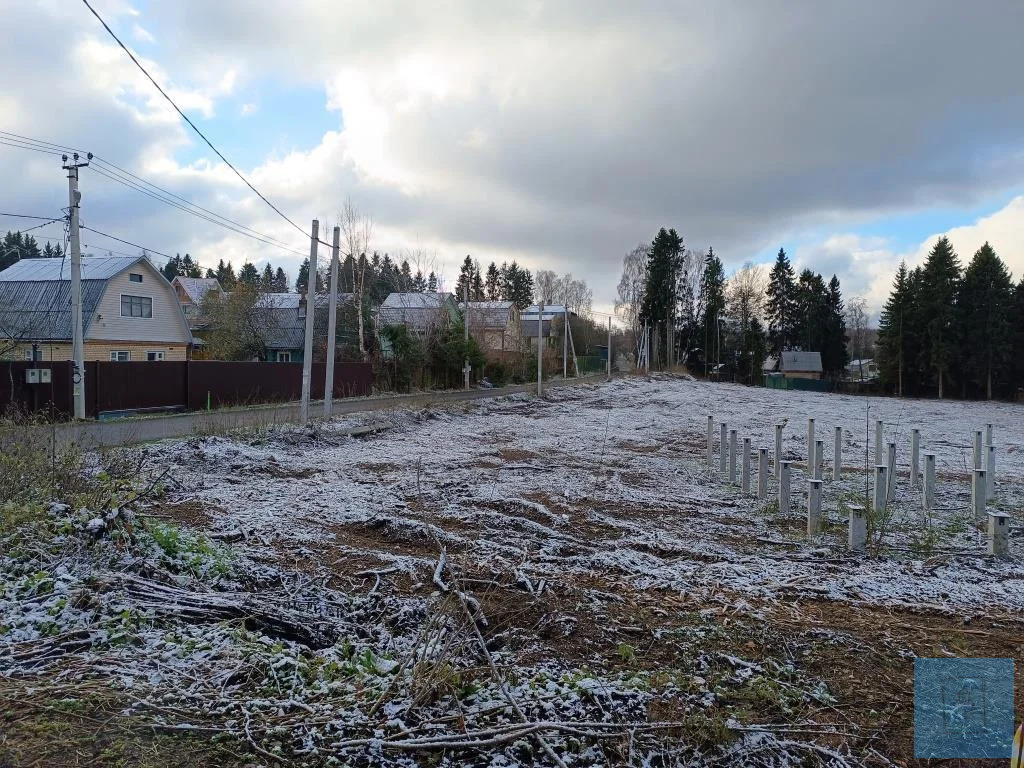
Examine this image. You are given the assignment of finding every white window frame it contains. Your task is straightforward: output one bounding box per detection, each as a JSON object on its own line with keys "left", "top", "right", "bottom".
{"left": 110, "top": 350, "right": 131, "bottom": 362}
{"left": 276, "top": 351, "right": 291, "bottom": 363}
{"left": 129, "top": 272, "right": 144, "bottom": 283}
{"left": 24, "top": 349, "right": 34, "bottom": 361}
{"left": 146, "top": 350, "right": 166, "bottom": 361}
{"left": 120, "top": 294, "right": 153, "bottom": 319}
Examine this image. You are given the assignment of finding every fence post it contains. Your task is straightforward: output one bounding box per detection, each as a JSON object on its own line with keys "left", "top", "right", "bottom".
{"left": 985, "top": 444, "right": 995, "bottom": 502}
{"left": 774, "top": 423, "right": 783, "bottom": 480}
{"left": 719, "top": 423, "right": 727, "bottom": 474}
{"left": 758, "top": 448, "right": 769, "bottom": 499}
{"left": 972, "top": 469, "right": 987, "bottom": 523}
{"left": 848, "top": 505, "right": 867, "bottom": 551}
{"left": 922, "top": 453, "right": 935, "bottom": 511}
{"left": 807, "top": 479, "right": 822, "bottom": 536}
{"left": 706, "top": 415, "right": 714, "bottom": 465}
{"left": 778, "top": 461, "right": 791, "bottom": 514}
{"left": 910, "top": 429, "right": 920, "bottom": 489}
{"left": 833, "top": 426, "right": 842, "bottom": 481}
{"left": 873, "top": 465, "right": 887, "bottom": 518}
{"left": 988, "top": 512, "right": 1009, "bottom": 556}
{"left": 728, "top": 429, "right": 738, "bottom": 485}
{"left": 741, "top": 437, "right": 751, "bottom": 495}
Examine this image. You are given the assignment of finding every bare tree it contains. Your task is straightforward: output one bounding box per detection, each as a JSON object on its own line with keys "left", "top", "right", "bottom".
{"left": 340, "top": 199, "right": 374, "bottom": 360}
{"left": 615, "top": 243, "right": 648, "bottom": 340}
{"left": 845, "top": 296, "right": 869, "bottom": 380}
{"left": 534, "top": 270, "right": 558, "bottom": 305}
{"left": 726, "top": 262, "right": 767, "bottom": 325}
{"left": 554, "top": 273, "right": 592, "bottom": 316}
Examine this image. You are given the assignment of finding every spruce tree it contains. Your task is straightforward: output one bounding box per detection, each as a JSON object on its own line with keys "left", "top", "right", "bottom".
{"left": 239, "top": 262, "right": 260, "bottom": 286}
{"left": 427, "top": 271, "right": 438, "bottom": 292}
{"left": 957, "top": 243, "right": 1014, "bottom": 399}
{"left": 765, "top": 248, "right": 796, "bottom": 355}
{"left": 698, "top": 249, "right": 726, "bottom": 376}
{"left": 821, "top": 275, "right": 849, "bottom": 377}
{"left": 877, "top": 262, "right": 910, "bottom": 395}
{"left": 216, "top": 259, "right": 237, "bottom": 289}
{"left": 273, "top": 267, "right": 289, "bottom": 292}
{"left": 1011, "top": 279, "right": 1024, "bottom": 399}
{"left": 639, "top": 228, "right": 684, "bottom": 366}
{"left": 296, "top": 259, "right": 310, "bottom": 294}
{"left": 180, "top": 253, "right": 201, "bottom": 278}
{"left": 161, "top": 254, "right": 182, "bottom": 281}
{"left": 260, "top": 263, "right": 274, "bottom": 292}
{"left": 454, "top": 255, "right": 475, "bottom": 300}
{"left": 918, "top": 236, "right": 961, "bottom": 398}
{"left": 399, "top": 259, "right": 413, "bottom": 291}
{"left": 484, "top": 262, "right": 501, "bottom": 300}
{"left": 411, "top": 269, "right": 426, "bottom": 292}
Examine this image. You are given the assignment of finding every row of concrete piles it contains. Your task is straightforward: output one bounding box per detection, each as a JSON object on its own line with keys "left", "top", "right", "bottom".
{"left": 706, "top": 415, "right": 1011, "bottom": 557}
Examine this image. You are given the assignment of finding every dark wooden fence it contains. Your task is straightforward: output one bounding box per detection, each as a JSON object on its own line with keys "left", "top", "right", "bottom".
{"left": 0, "top": 361, "right": 373, "bottom": 420}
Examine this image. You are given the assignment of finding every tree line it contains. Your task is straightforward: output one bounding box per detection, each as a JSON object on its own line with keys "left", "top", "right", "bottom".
{"left": 617, "top": 229, "right": 851, "bottom": 383}
{"left": 876, "top": 237, "right": 1024, "bottom": 399}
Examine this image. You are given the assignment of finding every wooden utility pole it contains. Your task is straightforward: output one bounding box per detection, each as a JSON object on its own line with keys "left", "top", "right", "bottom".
{"left": 463, "top": 283, "right": 470, "bottom": 389}
{"left": 562, "top": 306, "right": 568, "bottom": 378}
{"left": 63, "top": 152, "right": 90, "bottom": 420}
{"left": 299, "top": 219, "right": 319, "bottom": 422}
{"left": 324, "top": 225, "right": 340, "bottom": 416}
{"left": 537, "top": 303, "right": 543, "bottom": 396}
{"left": 607, "top": 316, "right": 612, "bottom": 379}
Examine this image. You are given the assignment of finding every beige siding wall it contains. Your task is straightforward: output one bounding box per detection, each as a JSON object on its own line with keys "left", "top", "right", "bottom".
{"left": 3, "top": 341, "right": 187, "bottom": 362}
{"left": 88, "top": 261, "right": 191, "bottom": 345}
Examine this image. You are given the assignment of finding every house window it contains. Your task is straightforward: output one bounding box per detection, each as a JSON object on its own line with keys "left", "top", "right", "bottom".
{"left": 129, "top": 273, "right": 143, "bottom": 283}
{"left": 276, "top": 351, "right": 291, "bottom": 362}
{"left": 146, "top": 350, "right": 165, "bottom": 361}
{"left": 110, "top": 350, "right": 131, "bottom": 362}
{"left": 24, "top": 349, "right": 34, "bottom": 361}
{"left": 121, "top": 295, "right": 153, "bottom": 318}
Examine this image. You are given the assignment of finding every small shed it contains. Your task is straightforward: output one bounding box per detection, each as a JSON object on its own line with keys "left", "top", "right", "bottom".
{"left": 779, "top": 350, "right": 823, "bottom": 380}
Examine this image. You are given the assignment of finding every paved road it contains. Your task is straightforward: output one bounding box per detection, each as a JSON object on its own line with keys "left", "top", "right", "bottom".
{"left": 35, "top": 374, "right": 615, "bottom": 449}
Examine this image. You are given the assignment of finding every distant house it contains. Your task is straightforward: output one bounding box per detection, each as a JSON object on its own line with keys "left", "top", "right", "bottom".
{"left": 0, "top": 255, "right": 192, "bottom": 361}
{"left": 256, "top": 292, "right": 354, "bottom": 362}
{"left": 520, "top": 304, "right": 573, "bottom": 344}
{"left": 460, "top": 300, "right": 522, "bottom": 353}
{"left": 172, "top": 276, "right": 222, "bottom": 329}
{"left": 379, "top": 293, "right": 460, "bottom": 336}
{"left": 776, "top": 350, "right": 823, "bottom": 380}
{"left": 845, "top": 358, "right": 877, "bottom": 380}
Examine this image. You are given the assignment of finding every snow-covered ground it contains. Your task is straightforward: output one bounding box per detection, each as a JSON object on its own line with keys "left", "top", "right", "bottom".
{"left": 2, "top": 375, "right": 1021, "bottom": 766}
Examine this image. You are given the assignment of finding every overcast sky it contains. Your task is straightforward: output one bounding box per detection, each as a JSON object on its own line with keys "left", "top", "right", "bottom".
{"left": 2, "top": 0, "right": 1023, "bottom": 318}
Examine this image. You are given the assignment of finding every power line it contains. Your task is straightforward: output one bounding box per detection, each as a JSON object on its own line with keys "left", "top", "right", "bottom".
{"left": 0, "top": 137, "right": 63, "bottom": 156}
{"left": 80, "top": 225, "right": 173, "bottom": 261}
{"left": 0, "top": 212, "right": 62, "bottom": 221}
{"left": 80, "top": 0, "right": 326, "bottom": 246}
{"left": 1, "top": 130, "right": 309, "bottom": 257}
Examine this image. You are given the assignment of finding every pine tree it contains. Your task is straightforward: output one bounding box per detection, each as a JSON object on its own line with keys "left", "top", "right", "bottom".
{"left": 216, "top": 259, "right": 237, "bottom": 290}
{"left": 640, "top": 228, "right": 684, "bottom": 367}
{"left": 399, "top": 259, "right": 413, "bottom": 292}
{"left": 260, "top": 263, "right": 274, "bottom": 292}
{"left": 1011, "top": 279, "right": 1024, "bottom": 399}
{"left": 484, "top": 262, "right": 501, "bottom": 300}
{"left": 454, "top": 255, "right": 475, "bottom": 301}
{"left": 877, "top": 261, "right": 931, "bottom": 396}
{"left": 471, "top": 260, "right": 484, "bottom": 301}
{"left": 161, "top": 254, "right": 182, "bottom": 281}
{"left": 918, "top": 236, "right": 961, "bottom": 398}
{"left": 205, "top": 267, "right": 216, "bottom": 279}
{"left": 821, "top": 275, "right": 849, "bottom": 377}
{"left": 238, "top": 262, "right": 260, "bottom": 286}
{"left": 501, "top": 261, "right": 534, "bottom": 309}
{"left": 427, "top": 271, "right": 438, "bottom": 292}
{"left": 296, "top": 259, "right": 310, "bottom": 294}
{"left": 765, "top": 248, "right": 797, "bottom": 356}
{"left": 412, "top": 269, "right": 426, "bottom": 292}
{"left": 41, "top": 241, "right": 64, "bottom": 258}
{"left": 698, "top": 248, "right": 726, "bottom": 376}
{"left": 793, "top": 269, "right": 828, "bottom": 354}
{"left": 273, "top": 267, "right": 289, "bottom": 292}
{"left": 957, "top": 243, "right": 1014, "bottom": 399}
{"left": 180, "top": 253, "right": 201, "bottom": 278}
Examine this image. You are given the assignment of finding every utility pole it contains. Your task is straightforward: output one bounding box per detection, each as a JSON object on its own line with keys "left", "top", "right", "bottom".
{"left": 562, "top": 306, "right": 568, "bottom": 379}
{"left": 324, "top": 225, "right": 340, "bottom": 417}
{"left": 63, "top": 152, "right": 90, "bottom": 420}
{"left": 299, "top": 219, "right": 319, "bottom": 423}
{"left": 463, "top": 283, "right": 470, "bottom": 389}
{"left": 537, "top": 302, "right": 543, "bottom": 396}
{"left": 607, "top": 316, "right": 612, "bottom": 380}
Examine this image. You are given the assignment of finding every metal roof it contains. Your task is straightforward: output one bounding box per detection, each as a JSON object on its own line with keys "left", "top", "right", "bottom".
{"left": 381, "top": 292, "right": 452, "bottom": 309}
{"left": 460, "top": 301, "right": 515, "bottom": 329}
{"left": 0, "top": 279, "right": 107, "bottom": 341}
{"left": 173, "top": 276, "right": 222, "bottom": 303}
{"left": 780, "top": 350, "right": 823, "bottom": 373}
{"left": 0, "top": 255, "right": 143, "bottom": 282}
{"left": 379, "top": 292, "right": 458, "bottom": 332}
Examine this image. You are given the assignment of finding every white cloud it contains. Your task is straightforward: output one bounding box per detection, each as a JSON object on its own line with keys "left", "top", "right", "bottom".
{"left": 131, "top": 23, "right": 154, "bottom": 44}
{"left": 2, "top": 0, "right": 1024, "bottom": 306}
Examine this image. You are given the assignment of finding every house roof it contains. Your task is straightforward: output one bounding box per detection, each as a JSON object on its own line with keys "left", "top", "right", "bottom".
{"left": 255, "top": 293, "right": 356, "bottom": 350}
{"left": 780, "top": 350, "right": 822, "bottom": 373}
{"left": 263, "top": 291, "right": 353, "bottom": 309}
{"left": 379, "top": 292, "right": 456, "bottom": 331}
{"left": 522, "top": 304, "right": 569, "bottom": 320}
{"left": 173, "top": 276, "right": 222, "bottom": 304}
{"left": 0, "top": 256, "right": 160, "bottom": 342}
{"left": 460, "top": 300, "right": 515, "bottom": 329}
{"left": 0, "top": 255, "right": 142, "bottom": 282}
